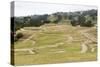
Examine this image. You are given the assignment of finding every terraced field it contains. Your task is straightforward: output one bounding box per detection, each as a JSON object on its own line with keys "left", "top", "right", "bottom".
{"left": 12, "top": 24, "right": 97, "bottom": 65}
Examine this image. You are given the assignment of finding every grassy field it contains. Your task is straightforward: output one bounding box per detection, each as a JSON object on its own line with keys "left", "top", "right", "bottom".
{"left": 13, "top": 24, "right": 97, "bottom": 65}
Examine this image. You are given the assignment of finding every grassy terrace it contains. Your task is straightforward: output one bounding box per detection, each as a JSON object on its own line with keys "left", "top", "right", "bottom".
{"left": 13, "top": 24, "right": 97, "bottom": 65}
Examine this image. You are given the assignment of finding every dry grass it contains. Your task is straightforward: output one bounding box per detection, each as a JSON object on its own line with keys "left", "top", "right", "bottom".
{"left": 13, "top": 24, "right": 97, "bottom": 65}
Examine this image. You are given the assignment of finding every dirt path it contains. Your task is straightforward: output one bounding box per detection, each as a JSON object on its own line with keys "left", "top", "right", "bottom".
{"left": 80, "top": 28, "right": 97, "bottom": 53}
{"left": 13, "top": 42, "right": 64, "bottom": 54}
{"left": 36, "top": 42, "right": 64, "bottom": 49}
{"left": 12, "top": 48, "right": 36, "bottom": 54}
{"left": 80, "top": 42, "right": 88, "bottom": 53}
{"left": 80, "top": 29, "right": 97, "bottom": 42}
{"left": 49, "top": 50, "right": 66, "bottom": 53}
{"left": 22, "top": 34, "right": 36, "bottom": 43}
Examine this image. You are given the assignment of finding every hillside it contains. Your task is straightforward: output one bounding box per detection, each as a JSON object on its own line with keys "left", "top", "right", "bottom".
{"left": 12, "top": 24, "right": 97, "bottom": 65}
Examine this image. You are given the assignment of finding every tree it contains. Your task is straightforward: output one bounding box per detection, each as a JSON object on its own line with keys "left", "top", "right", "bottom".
{"left": 47, "top": 14, "right": 58, "bottom": 23}
{"left": 78, "top": 15, "right": 86, "bottom": 25}
{"left": 71, "top": 16, "right": 79, "bottom": 26}
{"left": 71, "top": 20, "right": 77, "bottom": 26}
{"left": 80, "top": 15, "right": 94, "bottom": 27}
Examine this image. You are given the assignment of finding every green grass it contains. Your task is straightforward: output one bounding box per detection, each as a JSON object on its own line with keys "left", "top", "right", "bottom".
{"left": 13, "top": 24, "right": 97, "bottom": 65}
{"left": 14, "top": 40, "right": 33, "bottom": 49}
{"left": 35, "top": 33, "right": 66, "bottom": 46}
{"left": 14, "top": 52, "right": 97, "bottom": 65}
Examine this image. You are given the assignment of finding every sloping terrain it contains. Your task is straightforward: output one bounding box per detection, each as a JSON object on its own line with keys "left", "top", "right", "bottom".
{"left": 13, "top": 24, "right": 97, "bottom": 65}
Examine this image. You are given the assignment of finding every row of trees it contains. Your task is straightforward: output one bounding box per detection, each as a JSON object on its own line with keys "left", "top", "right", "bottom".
{"left": 12, "top": 9, "right": 97, "bottom": 31}
{"left": 70, "top": 15, "right": 96, "bottom": 27}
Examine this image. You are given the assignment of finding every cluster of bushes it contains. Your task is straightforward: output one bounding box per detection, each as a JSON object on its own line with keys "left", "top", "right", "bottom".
{"left": 71, "top": 16, "right": 95, "bottom": 27}
{"left": 14, "top": 33, "right": 23, "bottom": 42}
{"left": 80, "top": 20, "right": 94, "bottom": 27}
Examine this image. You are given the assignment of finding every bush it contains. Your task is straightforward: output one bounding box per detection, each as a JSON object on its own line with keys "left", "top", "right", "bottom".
{"left": 16, "top": 33, "right": 23, "bottom": 39}
{"left": 80, "top": 20, "right": 94, "bottom": 27}
{"left": 14, "top": 37, "right": 18, "bottom": 42}
{"left": 71, "top": 20, "right": 77, "bottom": 26}
{"left": 85, "top": 20, "right": 94, "bottom": 27}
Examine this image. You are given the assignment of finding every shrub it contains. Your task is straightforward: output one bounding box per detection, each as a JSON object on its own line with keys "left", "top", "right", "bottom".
{"left": 80, "top": 20, "right": 94, "bottom": 27}
{"left": 14, "top": 37, "right": 18, "bottom": 42}
{"left": 71, "top": 20, "right": 77, "bottom": 26}
{"left": 85, "top": 20, "right": 94, "bottom": 27}
{"left": 16, "top": 33, "right": 23, "bottom": 39}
